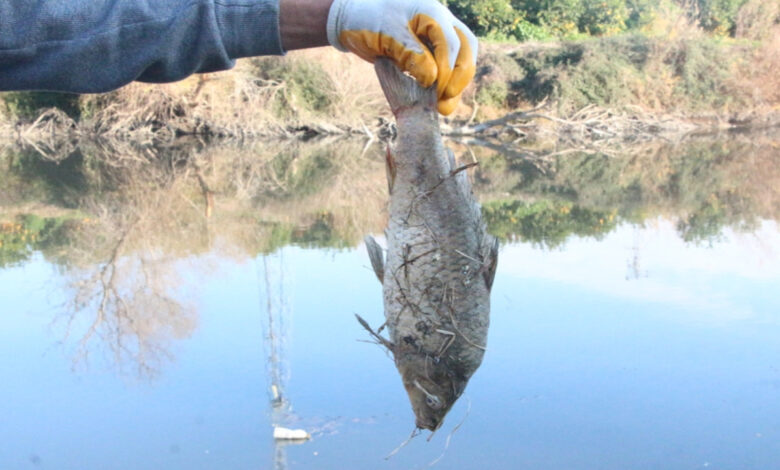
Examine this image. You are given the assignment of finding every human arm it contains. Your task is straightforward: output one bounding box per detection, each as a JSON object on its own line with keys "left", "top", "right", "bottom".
{"left": 1, "top": 0, "right": 477, "bottom": 114}
{"left": 0, "top": 0, "right": 285, "bottom": 93}
{"left": 279, "top": 0, "right": 332, "bottom": 50}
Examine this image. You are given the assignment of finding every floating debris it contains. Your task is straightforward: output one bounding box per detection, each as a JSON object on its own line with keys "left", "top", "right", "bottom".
{"left": 273, "top": 427, "right": 310, "bottom": 441}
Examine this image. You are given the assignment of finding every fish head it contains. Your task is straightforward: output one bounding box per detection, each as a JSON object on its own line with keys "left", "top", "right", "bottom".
{"left": 397, "top": 355, "right": 464, "bottom": 431}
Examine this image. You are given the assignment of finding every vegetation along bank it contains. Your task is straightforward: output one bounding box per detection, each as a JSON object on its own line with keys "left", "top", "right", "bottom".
{"left": 1, "top": 0, "right": 778, "bottom": 144}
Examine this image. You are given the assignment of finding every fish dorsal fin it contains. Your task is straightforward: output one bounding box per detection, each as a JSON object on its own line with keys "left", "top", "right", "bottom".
{"left": 364, "top": 235, "right": 385, "bottom": 284}
{"left": 482, "top": 235, "right": 499, "bottom": 291}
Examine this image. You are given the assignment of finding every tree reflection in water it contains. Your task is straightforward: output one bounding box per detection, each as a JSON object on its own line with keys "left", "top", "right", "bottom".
{"left": 56, "top": 212, "right": 197, "bottom": 379}
{"left": 1, "top": 138, "right": 387, "bottom": 379}
{"left": 0, "top": 131, "right": 778, "bottom": 379}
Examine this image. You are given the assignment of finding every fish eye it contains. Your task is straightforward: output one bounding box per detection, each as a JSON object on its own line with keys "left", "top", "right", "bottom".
{"left": 426, "top": 396, "right": 442, "bottom": 409}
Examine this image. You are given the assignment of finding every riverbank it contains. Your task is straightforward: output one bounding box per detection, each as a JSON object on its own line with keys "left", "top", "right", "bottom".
{"left": 2, "top": 30, "right": 778, "bottom": 149}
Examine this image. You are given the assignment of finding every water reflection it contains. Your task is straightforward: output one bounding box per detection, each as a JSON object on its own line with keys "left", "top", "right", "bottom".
{"left": 0, "top": 131, "right": 779, "bottom": 468}
{"left": 258, "top": 254, "right": 308, "bottom": 470}
{"left": 2, "top": 138, "right": 387, "bottom": 378}
{"left": 0, "top": 133, "right": 778, "bottom": 376}
{"left": 469, "top": 132, "right": 780, "bottom": 246}
{"left": 3, "top": 132, "right": 777, "bottom": 266}
{"left": 56, "top": 224, "right": 197, "bottom": 379}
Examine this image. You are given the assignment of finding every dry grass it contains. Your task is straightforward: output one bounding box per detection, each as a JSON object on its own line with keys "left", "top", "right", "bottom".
{"left": 2, "top": 36, "right": 777, "bottom": 148}
{"left": 734, "top": 26, "right": 780, "bottom": 111}
{"left": 290, "top": 48, "right": 388, "bottom": 122}
{"left": 78, "top": 62, "right": 293, "bottom": 139}
{"left": 735, "top": 0, "right": 780, "bottom": 41}
{"left": 70, "top": 48, "right": 388, "bottom": 140}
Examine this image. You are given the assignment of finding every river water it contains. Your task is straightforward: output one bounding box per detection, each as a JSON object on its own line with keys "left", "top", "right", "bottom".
{"left": 1, "top": 134, "right": 779, "bottom": 469}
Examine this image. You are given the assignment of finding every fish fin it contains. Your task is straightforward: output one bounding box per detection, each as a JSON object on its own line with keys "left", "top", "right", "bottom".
{"left": 386, "top": 145, "right": 397, "bottom": 194}
{"left": 355, "top": 314, "right": 395, "bottom": 352}
{"left": 482, "top": 235, "right": 499, "bottom": 291}
{"left": 364, "top": 235, "right": 385, "bottom": 284}
{"left": 374, "top": 58, "right": 437, "bottom": 116}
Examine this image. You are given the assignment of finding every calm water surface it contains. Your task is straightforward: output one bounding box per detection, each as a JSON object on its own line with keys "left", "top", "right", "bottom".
{"left": 1, "top": 136, "right": 779, "bottom": 469}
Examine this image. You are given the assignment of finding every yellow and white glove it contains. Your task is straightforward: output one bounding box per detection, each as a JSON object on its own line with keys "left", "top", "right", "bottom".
{"left": 327, "top": 0, "right": 478, "bottom": 115}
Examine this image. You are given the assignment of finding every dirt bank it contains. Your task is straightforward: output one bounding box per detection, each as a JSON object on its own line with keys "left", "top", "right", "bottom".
{"left": 2, "top": 33, "right": 778, "bottom": 148}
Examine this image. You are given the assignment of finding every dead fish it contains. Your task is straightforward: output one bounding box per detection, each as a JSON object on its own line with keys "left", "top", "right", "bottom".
{"left": 362, "top": 58, "right": 498, "bottom": 432}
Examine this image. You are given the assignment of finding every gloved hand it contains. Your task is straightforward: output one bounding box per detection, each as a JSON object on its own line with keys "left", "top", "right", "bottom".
{"left": 326, "top": 0, "right": 478, "bottom": 116}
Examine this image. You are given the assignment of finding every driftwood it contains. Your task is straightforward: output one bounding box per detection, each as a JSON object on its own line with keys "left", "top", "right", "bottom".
{"left": 441, "top": 99, "right": 552, "bottom": 138}
{"left": 441, "top": 101, "right": 702, "bottom": 146}
{"left": 4, "top": 103, "right": 778, "bottom": 164}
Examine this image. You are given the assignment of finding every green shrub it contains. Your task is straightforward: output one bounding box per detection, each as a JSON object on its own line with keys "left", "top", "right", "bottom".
{"left": 677, "top": 198, "right": 727, "bottom": 243}
{"left": 483, "top": 199, "right": 617, "bottom": 247}
{"left": 508, "top": 34, "right": 740, "bottom": 112}
{"left": 511, "top": 18, "right": 555, "bottom": 40}
{"left": 446, "top": 0, "right": 521, "bottom": 38}
{"left": 511, "top": 44, "right": 584, "bottom": 104}
{"left": 624, "top": 0, "right": 660, "bottom": 30}
{"left": 511, "top": 0, "right": 633, "bottom": 37}
{"left": 536, "top": 0, "right": 587, "bottom": 36}
{"left": 1, "top": 92, "right": 81, "bottom": 121}
{"left": 292, "top": 213, "right": 349, "bottom": 249}
{"left": 553, "top": 36, "right": 651, "bottom": 110}
{"left": 578, "top": 0, "right": 630, "bottom": 35}
{"left": 263, "top": 148, "right": 337, "bottom": 201}
{"left": 259, "top": 213, "right": 349, "bottom": 253}
{"left": 251, "top": 58, "right": 336, "bottom": 116}
{"left": 444, "top": 0, "right": 757, "bottom": 39}
{"left": 0, "top": 214, "right": 78, "bottom": 268}
{"left": 477, "top": 81, "right": 510, "bottom": 106}
{"left": 691, "top": 0, "right": 750, "bottom": 36}
{"left": 512, "top": 39, "right": 643, "bottom": 109}
{"left": 665, "top": 38, "right": 735, "bottom": 109}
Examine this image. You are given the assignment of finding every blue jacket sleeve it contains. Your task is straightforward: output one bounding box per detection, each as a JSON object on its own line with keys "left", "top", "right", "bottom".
{"left": 0, "top": 0, "right": 285, "bottom": 93}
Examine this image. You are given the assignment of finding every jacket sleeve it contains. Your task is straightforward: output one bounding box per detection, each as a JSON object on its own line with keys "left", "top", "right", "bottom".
{"left": 0, "top": 0, "right": 285, "bottom": 93}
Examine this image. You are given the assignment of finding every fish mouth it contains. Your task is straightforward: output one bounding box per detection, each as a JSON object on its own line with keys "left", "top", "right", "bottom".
{"left": 415, "top": 418, "right": 442, "bottom": 432}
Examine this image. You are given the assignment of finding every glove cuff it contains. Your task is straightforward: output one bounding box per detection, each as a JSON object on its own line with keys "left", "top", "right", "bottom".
{"left": 327, "top": 0, "right": 350, "bottom": 52}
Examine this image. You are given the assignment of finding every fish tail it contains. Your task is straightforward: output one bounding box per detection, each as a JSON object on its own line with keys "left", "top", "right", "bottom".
{"left": 374, "top": 58, "right": 437, "bottom": 116}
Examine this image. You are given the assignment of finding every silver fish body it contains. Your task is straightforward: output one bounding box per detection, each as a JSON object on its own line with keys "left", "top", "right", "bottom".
{"left": 365, "top": 59, "right": 498, "bottom": 431}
